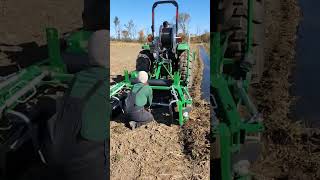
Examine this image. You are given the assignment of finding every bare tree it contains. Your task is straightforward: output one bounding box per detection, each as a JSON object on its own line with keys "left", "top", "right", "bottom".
{"left": 132, "top": 25, "right": 137, "bottom": 39}
{"left": 113, "top": 16, "right": 120, "bottom": 40}
{"left": 118, "top": 24, "right": 122, "bottom": 39}
{"left": 178, "top": 13, "right": 191, "bottom": 35}
{"left": 124, "top": 20, "right": 136, "bottom": 40}
{"left": 196, "top": 26, "right": 200, "bottom": 36}
{"left": 121, "top": 30, "right": 129, "bottom": 40}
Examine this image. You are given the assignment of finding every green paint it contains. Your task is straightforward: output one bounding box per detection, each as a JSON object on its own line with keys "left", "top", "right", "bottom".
{"left": 219, "top": 123, "right": 232, "bottom": 180}
{"left": 177, "top": 43, "right": 189, "bottom": 51}
{"left": 65, "top": 30, "right": 92, "bottom": 54}
{"left": 211, "top": 2, "right": 264, "bottom": 177}
{"left": 142, "top": 44, "right": 150, "bottom": 50}
{"left": 0, "top": 28, "right": 96, "bottom": 121}
{"left": 247, "top": 0, "right": 254, "bottom": 54}
{"left": 110, "top": 69, "right": 192, "bottom": 125}
{"left": 46, "top": 28, "right": 66, "bottom": 72}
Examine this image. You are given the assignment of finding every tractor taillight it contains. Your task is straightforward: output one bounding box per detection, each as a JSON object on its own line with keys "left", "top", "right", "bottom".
{"left": 147, "top": 35, "right": 153, "bottom": 42}
{"left": 176, "top": 36, "right": 182, "bottom": 43}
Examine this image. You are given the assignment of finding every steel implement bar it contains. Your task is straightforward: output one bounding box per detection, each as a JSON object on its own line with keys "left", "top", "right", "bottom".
{"left": 219, "top": 123, "right": 232, "bottom": 180}
{"left": 0, "top": 71, "right": 49, "bottom": 117}
{"left": 240, "top": 122, "right": 264, "bottom": 133}
{"left": 0, "top": 70, "right": 26, "bottom": 90}
{"left": 212, "top": 77, "right": 241, "bottom": 143}
{"left": 247, "top": 0, "right": 253, "bottom": 54}
{"left": 182, "top": 87, "right": 192, "bottom": 104}
{"left": 186, "top": 50, "right": 191, "bottom": 83}
{"left": 149, "top": 86, "right": 171, "bottom": 90}
{"left": 212, "top": 33, "right": 222, "bottom": 82}
{"left": 151, "top": 102, "right": 169, "bottom": 107}
{"left": 212, "top": 46, "right": 242, "bottom": 134}
{"left": 174, "top": 85, "right": 186, "bottom": 103}
{"left": 50, "top": 72, "right": 74, "bottom": 82}
{"left": 0, "top": 67, "right": 42, "bottom": 105}
{"left": 0, "top": 72, "right": 18, "bottom": 81}
{"left": 177, "top": 101, "right": 183, "bottom": 126}
{"left": 162, "top": 62, "right": 174, "bottom": 79}
{"left": 235, "top": 81, "right": 258, "bottom": 117}
{"left": 155, "top": 62, "right": 162, "bottom": 79}
{"left": 110, "top": 82, "right": 126, "bottom": 97}
{"left": 46, "top": 28, "right": 66, "bottom": 72}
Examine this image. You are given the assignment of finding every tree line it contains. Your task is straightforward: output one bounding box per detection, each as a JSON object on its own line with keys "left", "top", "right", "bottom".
{"left": 112, "top": 13, "right": 209, "bottom": 43}
{"left": 113, "top": 17, "right": 140, "bottom": 42}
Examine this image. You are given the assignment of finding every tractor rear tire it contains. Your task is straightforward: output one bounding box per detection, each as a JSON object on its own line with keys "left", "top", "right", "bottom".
{"left": 179, "top": 51, "right": 193, "bottom": 87}
{"left": 136, "top": 50, "right": 152, "bottom": 73}
{"left": 82, "top": 0, "right": 107, "bottom": 31}
{"left": 222, "top": 0, "right": 265, "bottom": 83}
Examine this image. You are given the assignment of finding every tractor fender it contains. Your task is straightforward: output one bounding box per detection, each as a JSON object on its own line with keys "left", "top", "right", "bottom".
{"left": 142, "top": 44, "right": 150, "bottom": 50}
{"left": 177, "top": 43, "right": 190, "bottom": 51}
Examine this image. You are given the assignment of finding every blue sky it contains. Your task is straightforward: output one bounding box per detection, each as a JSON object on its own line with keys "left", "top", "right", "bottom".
{"left": 110, "top": 0, "right": 210, "bottom": 38}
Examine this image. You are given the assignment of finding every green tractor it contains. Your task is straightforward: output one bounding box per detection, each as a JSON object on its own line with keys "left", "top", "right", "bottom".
{"left": 211, "top": 0, "right": 265, "bottom": 179}
{"left": 110, "top": 0, "right": 195, "bottom": 126}
{"left": 139, "top": 0, "right": 193, "bottom": 86}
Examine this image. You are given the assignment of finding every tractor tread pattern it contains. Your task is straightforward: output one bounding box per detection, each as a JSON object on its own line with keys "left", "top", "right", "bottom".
{"left": 223, "top": 0, "right": 265, "bottom": 83}
{"left": 136, "top": 50, "right": 152, "bottom": 72}
{"left": 179, "top": 50, "right": 193, "bottom": 87}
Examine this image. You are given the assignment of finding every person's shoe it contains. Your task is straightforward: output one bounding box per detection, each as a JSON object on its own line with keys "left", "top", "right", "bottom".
{"left": 129, "top": 121, "right": 137, "bottom": 130}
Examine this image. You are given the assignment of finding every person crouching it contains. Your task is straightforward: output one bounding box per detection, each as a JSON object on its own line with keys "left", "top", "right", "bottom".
{"left": 124, "top": 71, "right": 154, "bottom": 129}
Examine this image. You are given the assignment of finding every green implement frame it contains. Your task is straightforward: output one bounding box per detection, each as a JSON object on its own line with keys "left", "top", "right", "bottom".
{"left": 111, "top": 43, "right": 194, "bottom": 126}
{"left": 211, "top": 0, "right": 264, "bottom": 179}
{"left": 110, "top": 65, "right": 193, "bottom": 126}
{"left": 0, "top": 28, "right": 100, "bottom": 116}
{"left": 142, "top": 42, "right": 194, "bottom": 86}
{"left": 0, "top": 28, "right": 75, "bottom": 120}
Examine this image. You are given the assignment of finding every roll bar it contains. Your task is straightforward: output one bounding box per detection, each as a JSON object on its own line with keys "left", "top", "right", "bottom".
{"left": 151, "top": 1, "right": 179, "bottom": 36}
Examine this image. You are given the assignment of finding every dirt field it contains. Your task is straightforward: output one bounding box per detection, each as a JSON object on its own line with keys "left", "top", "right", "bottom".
{"left": 0, "top": 0, "right": 83, "bottom": 67}
{"left": 110, "top": 42, "right": 142, "bottom": 75}
{"left": 251, "top": 0, "right": 320, "bottom": 179}
{"left": 110, "top": 42, "right": 210, "bottom": 179}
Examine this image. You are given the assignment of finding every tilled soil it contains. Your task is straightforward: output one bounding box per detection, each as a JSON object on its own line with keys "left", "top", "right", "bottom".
{"left": 0, "top": 0, "right": 82, "bottom": 45}
{"left": 110, "top": 43, "right": 210, "bottom": 179}
{"left": 0, "top": 0, "right": 82, "bottom": 67}
{"left": 251, "top": 0, "right": 320, "bottom": 179}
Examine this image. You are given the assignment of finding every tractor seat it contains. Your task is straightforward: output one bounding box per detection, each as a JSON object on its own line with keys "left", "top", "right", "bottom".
{"left": 160, "top": 27, "right": 173, "bottom": 49}
{"left": 130, "top": 78, "right": 172, "bottom": 86}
